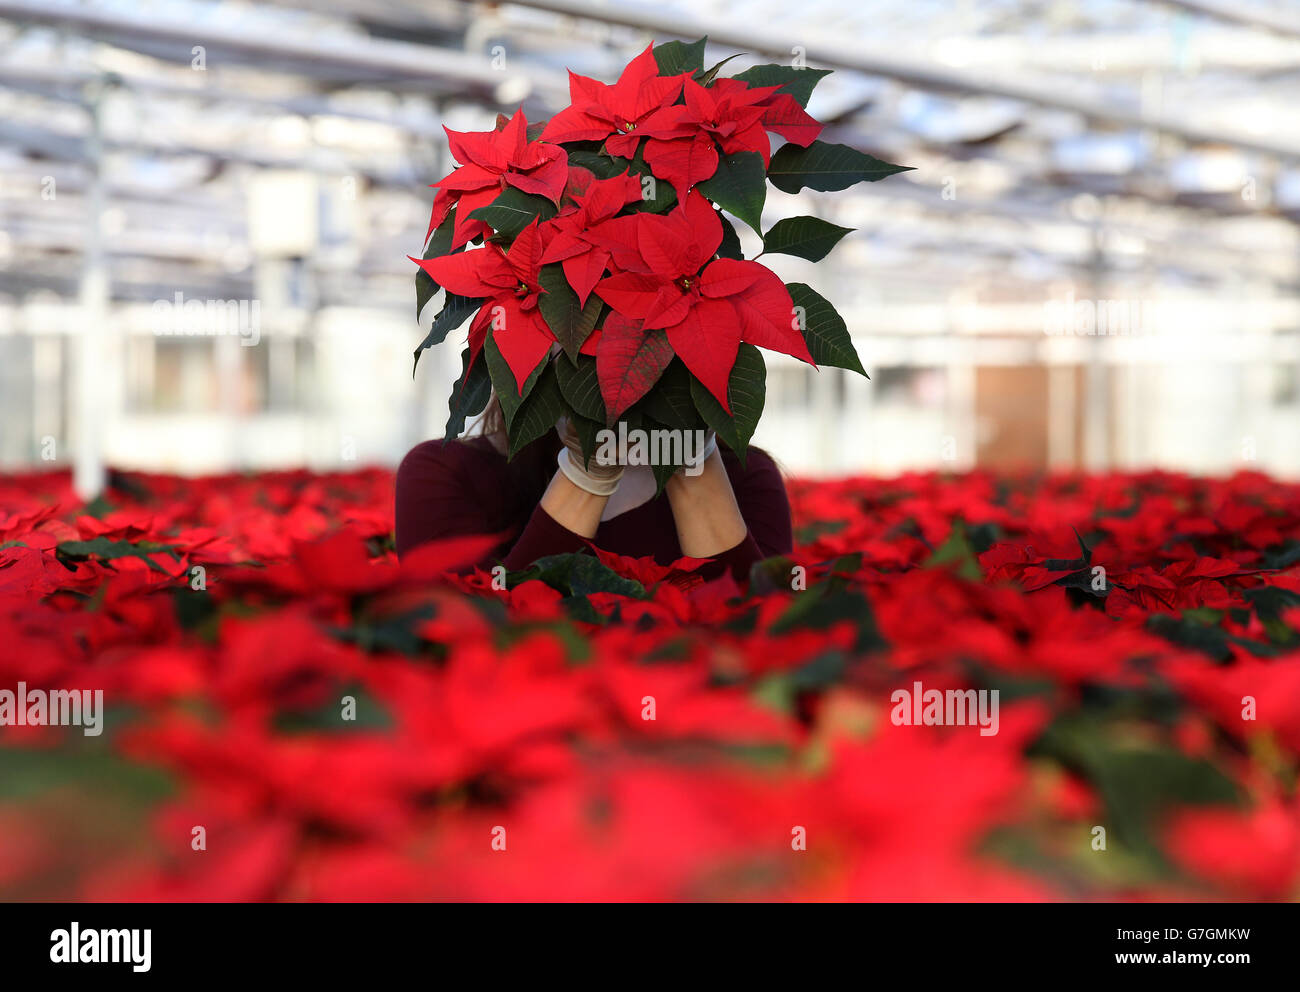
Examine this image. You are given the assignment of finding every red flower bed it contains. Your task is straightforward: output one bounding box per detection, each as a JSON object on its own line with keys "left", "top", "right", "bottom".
{"left": 2, "top": 467, "right": 1299, "bottom": 901}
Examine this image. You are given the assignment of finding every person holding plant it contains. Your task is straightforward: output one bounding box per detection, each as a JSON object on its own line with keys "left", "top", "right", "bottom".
{"left": 397, "top": 40, "right": 904, "bottom": 579}
{"left": 395, "top": 406, "right": 791, "bottom": 580}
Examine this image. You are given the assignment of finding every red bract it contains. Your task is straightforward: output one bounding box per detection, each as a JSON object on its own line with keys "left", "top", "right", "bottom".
{"left": 425, "top": 109, "right": 567, "bottom": 249}
{"left": 735, "top": 78, "right": 825, "bottom": 147}
{"left": 413, "top": 220, "right": 553, "bottom": 391}
{"left": 7, "top": 462, "right": 1300, "bottom": 902}
{"left": 539, "top": 171, "right": 645, "bottom": 306}
{"left": 642, "top": 78, "right": 821, "bottom": 196}
{"left": 540, "top": 43, "right": 692, "bottom": 155}
{"left": 592, "top": 192, "right": 814, "bottom": 409}
{"left": 1165, "top": 796, "right": 1300, "bottom": 900}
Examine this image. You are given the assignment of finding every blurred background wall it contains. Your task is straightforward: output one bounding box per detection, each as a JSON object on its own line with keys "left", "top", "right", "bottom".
{"left": 0, "top": 0, "right": 1298, "bottom": 492}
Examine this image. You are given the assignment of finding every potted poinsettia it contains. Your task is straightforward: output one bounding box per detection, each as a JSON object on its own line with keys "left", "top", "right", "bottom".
{"left": 412, "top": 37, "right": 909, "bottom": 488}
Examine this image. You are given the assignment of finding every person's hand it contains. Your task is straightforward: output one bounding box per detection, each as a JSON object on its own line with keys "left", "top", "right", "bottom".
{"left": 663, "top": 428, "right": 747, "bottom": 557}
{"left": 555, "top": 416, "right": 624, "bottom": 496}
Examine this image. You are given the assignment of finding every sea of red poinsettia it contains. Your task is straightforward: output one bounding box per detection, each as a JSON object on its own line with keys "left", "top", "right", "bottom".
{"left": 1, "top": 465, "right": 1299, "bottom": 901}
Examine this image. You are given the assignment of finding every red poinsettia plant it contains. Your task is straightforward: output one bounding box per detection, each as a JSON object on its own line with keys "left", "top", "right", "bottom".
{"left": 411, "top": 38, "right": 909, "bottom": 483}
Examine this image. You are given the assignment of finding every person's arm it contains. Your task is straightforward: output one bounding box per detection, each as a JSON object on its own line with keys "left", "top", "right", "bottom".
{"left": 664, "top": 447, "right": 749, "bottom": 558}
{"left": 502, "top": 473, "right": 606, "bottom": 570}
{"left": 538, "top": 470, "right": 607, "bottom": 539}
{"left": 665, "top": 443, "right": 792, "bottom": 581}
{"left": 502, "top": 418, "right": 624, "bottom": 570}
{"left": 397, "top": 435, "right": 611, "bottom": 569}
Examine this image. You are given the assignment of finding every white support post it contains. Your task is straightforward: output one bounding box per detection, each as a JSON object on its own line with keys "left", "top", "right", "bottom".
{"left": 73, "top": 77, "right": 108, "bottom": 501}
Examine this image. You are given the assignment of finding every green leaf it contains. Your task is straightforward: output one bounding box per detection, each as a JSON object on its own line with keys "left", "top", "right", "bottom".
{"left": 636, "top": 360, "right": 699, "bottom": 429}
{"left": 566, "top": 149, "right": 628, "bottom": 180}
{"left": 650, "top": 447, "right": 680, "bottom": 493}
{"left": 636, "top": 411, "right": 689, "bottom": 493}
{"left": 0, "top": 747, "right": 173, "bottom": 803}
{"left": 538, "top": 265, "right": 602, "bottom": 361}
{"left": 653, "top": 37, "right": 707, "bottom": 76}
{"left": 1033, "top": 714, "right": 1242, "bottom": 863}
{"left": 1145, "top": 614, "right": 1233, "bottom": 662}
{"left": 1261, "top": 539, "right": 1300, "bottom": 571}
{"left": 697, "top": 150, "right": 767, "bottom": 234}
{"left": 508, "top": 551, "right": 647, "bottom": 599}
{"left": 695, "top": 53, "right": 745, "bottom": 87}
{"left": 444, "top": 346, "right": 492, "bottom": 441}
{"left": 768, "top": 140, "right": 912, "bottom": 194}
{"left": 770, "top": 581, "right": 885, "bottom": 651}
{"left": 716, "top": 213, "right": 744, "bottom": 260}
{"left": 273, "top": 684, "right": 396, "bottom": 732}
{"left": 507, "top": 361, "right": 566, "bottom": 459}
{"left": 422, "top": 204, "right": 457, "bottom": 258}
{"left": 555, "top": 353, "right": 607, "bottom": 424}
{"left": 483, "top": 330, "right": 546, "bottom": 430}
{"left": 468, "top": 187, "right": 557, "bottom": 238}
{"left": 413, "top": 294, "right": 482, "bottom": 376}
{"left": 762, "top": 215, "right": 853, "bottom": 261}
{"left": 568, "top": 410, "right": 605, "bottom": 469}
{"left": 731, "top": 64, "right": 831, "bottom": 108}
{"left": 924, "top": 522, "right": 983, "bottom": 581}
{"left": 57, "top": 537, "right": 180, "bottom": 574}
{"left": 415, "top": 205, "right": 459, "bottom": 321}
{"left": 748, "top": 554, "right": 797, "bottom": 595}
{"left": 622, "top": 147, "right": 677, "bottom": 214}
{"left": 689, "top": 343, "right": 765, "bottom": 467}
{"left": 651, "top": 462, "right": 677, "bottom": 495}
{"left": 786, "top": 283, "right": 867, "bottom": 377}
{"left": 416, "top": 270, "right": 436, "bottom": 323}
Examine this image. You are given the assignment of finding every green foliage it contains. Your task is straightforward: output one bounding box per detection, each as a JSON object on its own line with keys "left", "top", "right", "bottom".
{"left": 468, "top": 187, "right": 557, "bottom": 237}
{"left": 762, "top": 216, "right": 853, "bottom": 261}
{"left": 652, "top": 37, "right": 708, "bottom": 76}
{"left": 538, "top": 265, "right": 602, "bottom": 361}
{"left": 689, "top": 344, "right": 766, "bottom": 467}
{"left": 555, "top": 352, "right": 607, "bottom": 424}
{"left": 57, "top": 538, "right": 180, "bottom": 573}
{"left": 508, "top": 552, "right": 648, "bottom": 600}
{"left": 925, "top": 523, "right": 984, "bottom": 581}
{"left": 787, "top": 282, "right": 867, "bottom": 377}
{"left": 483, "top": 330, "right": 545, "bottom": 430}
{"left": 415, "top": 205, "right": 458, "bottom": 320}
{"left": 697, "top": 150, "right": 767, "bottom": 234}
{"left": 444, "top": 346, "right": 492, "bottom": 441}
{"left": 768, "top": 140, "right": 912, "bottom": 194}
{"left": 506, "top": 362, "right": 566, "bottom": 459}
{"left": 413, "top": 294, "right": 482, "bottom": 376}
{"left": 730, "top": 64, "right": 832, "bottom": 107}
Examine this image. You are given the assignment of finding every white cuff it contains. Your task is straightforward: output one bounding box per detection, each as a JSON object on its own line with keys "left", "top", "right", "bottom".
{"left": 557, "top": 447, "right": 624, "bottom": 496}
{"left": 681, "top": 431, "right": 718, "bottom": 473}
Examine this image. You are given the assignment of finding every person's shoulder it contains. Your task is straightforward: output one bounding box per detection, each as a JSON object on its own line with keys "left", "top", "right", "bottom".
{"left": 717, "top": 443, "right": 793, "bottom": 556}
{"left": 718, "top": 444, "right": 789, "bottom": 504}
{"left": 397, "top": 436, "right": 502, "bottom": 485}
{"left": 719, "top": 444, "right": 783, "bottom": 481}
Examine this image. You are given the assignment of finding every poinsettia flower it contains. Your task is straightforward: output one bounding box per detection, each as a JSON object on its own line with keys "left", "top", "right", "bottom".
{"left": 640, "top": 78, "right": 766, "bottom": 196}
{"left": 425, "top": 109, "right": 567, "bottom": 250}
{"left": 1165, "top": 796, "right": 1300, "bottom": 900}
{"left": 590, "top": 192, "right": 815, "bottom": 410}
{"left": 540, "top": 43, "right": 694, "bottom": 157}
{"left": 539, "top": 171, "right": 644, "bottom": 306}
{"left": 641, "top": 78, "right": 824, "bottom": 197}
{"left": 411, "top": 221, "right": 554, "bottom": 392}
{"left": 720, "top": 78, "right": 824, "bottom": 148}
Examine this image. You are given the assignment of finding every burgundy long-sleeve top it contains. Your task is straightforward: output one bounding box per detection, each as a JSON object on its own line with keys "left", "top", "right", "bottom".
{"left": 394, "top": 433, "right": 792, "bottom": 581}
